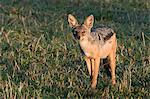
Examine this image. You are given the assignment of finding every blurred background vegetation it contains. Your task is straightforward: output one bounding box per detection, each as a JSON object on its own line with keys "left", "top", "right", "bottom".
{"left": 0, "top": 0, "right": 150, "bottom": 98}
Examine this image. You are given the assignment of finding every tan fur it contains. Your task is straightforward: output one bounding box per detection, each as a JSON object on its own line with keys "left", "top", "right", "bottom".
{"left": 68, "top": 14, "right": 117, "bottom": 89}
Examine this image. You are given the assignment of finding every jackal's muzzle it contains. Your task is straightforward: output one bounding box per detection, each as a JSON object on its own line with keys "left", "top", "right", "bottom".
{"left": 72, "top": 28, "right": 80, "bottom": 40}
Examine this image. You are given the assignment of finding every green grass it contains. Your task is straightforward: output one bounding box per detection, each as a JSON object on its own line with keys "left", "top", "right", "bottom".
{"left": 0, "top": 0, "right": 150, "bottom": 98}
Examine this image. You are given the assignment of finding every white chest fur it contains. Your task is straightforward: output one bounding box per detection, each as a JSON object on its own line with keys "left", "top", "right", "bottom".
{"left": 79, "top": 39, "right": 98, "bottom": 58}
{"left": 79, "top": 37, "right": 114, "bottom": 59}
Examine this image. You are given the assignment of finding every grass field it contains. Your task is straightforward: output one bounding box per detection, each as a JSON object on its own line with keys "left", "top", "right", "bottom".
{"left": 0, "top": 0, "right": 150, "bottom": 98}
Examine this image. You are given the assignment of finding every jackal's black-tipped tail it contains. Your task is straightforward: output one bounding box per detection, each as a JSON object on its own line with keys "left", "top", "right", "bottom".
{"left": 102, "top": 58, "right": 111, "bottom": 77}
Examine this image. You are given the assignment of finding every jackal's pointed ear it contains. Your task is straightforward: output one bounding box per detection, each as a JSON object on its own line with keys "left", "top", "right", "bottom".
{"left": 68, "top": 14, "right": 78, "bottom": 28}
{"left": 84, "top": 15, "right": 94, "bottom": 29}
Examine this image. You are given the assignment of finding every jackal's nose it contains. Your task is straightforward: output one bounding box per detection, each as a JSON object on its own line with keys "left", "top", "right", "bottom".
{"left": 74, "top": 32, "right": 80, "bottom": 40}
{"left": 72, "top": 30, "right": 80, "bottom": 39}
{"left": 73, "top": 31, "right": 77, "bottom": 35}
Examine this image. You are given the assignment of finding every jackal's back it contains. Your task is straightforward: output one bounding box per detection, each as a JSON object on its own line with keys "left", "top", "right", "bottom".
{"left": 90, "top": 27, "right": 115, "bottom": 45}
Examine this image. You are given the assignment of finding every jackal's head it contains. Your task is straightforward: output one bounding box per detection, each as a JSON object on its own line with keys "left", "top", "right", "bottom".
{"left": 68, "top": 14, "right": 94, "bottom": 40}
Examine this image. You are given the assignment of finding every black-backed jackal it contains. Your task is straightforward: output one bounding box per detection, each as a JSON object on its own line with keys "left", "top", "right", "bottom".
{"left": 68, "top": 14, "right": 117, "bottom": 89}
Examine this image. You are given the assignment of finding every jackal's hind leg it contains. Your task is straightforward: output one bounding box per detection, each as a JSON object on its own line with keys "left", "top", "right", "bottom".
{"left": 108, "top": 52, "right": 116, "bottom": 85}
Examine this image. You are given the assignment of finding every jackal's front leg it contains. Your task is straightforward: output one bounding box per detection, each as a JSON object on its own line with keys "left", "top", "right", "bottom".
{"left": 85, "top": 56, "right": 91, "bottom": 76}
{"left": 91, "top": 58, "right": 100, "bottom": 89}
{"left": 91, "top": 59, "right": 95, "bottom": 78}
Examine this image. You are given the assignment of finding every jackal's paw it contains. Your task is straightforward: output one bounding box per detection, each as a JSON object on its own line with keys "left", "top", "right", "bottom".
{"left": 112, "top": 79, "right": 116, "bottom": 85}
{"left": 91, "top": 85, "right": 96, "bottom": 89}
{"left": 91, "top": 80, "right": 97, "bottom": 89}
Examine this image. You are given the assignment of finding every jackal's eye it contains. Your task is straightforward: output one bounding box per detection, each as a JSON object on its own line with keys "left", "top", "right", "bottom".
{"left": 82, "top": 31, "right": 85, "bottom": 34}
